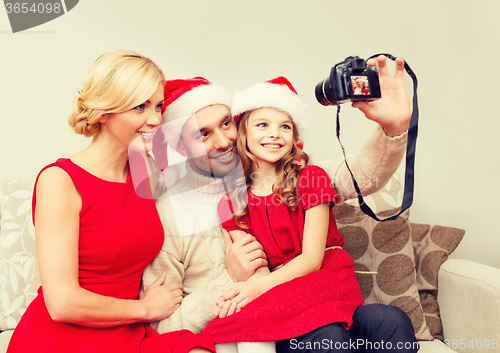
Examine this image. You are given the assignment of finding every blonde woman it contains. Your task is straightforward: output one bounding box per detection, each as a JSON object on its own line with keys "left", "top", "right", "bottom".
{"left": 7, "top": 50, "right": 214, "bottom": 353}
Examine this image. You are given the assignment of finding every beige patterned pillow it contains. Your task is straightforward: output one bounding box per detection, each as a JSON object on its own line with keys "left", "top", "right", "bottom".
{"left": 0, "top": 180, "right": 40, "bottom": 330}
{"left": 334, "top": 203, "right": 433, "bottom": 340}
{"left": 411, "top": 223, "right": 465, "bottom": 340}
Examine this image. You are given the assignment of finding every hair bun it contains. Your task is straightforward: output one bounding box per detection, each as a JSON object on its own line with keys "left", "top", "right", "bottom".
{"left": 68, "top": 90, "right": 100, "bottom": 137}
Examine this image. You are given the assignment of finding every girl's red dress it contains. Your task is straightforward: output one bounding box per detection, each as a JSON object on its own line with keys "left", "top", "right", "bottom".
{"left": 204, "top": 165, "right": 363, "bottom": 343}
{"left": 7, "top": 158, "right": 214, "bottom": 353}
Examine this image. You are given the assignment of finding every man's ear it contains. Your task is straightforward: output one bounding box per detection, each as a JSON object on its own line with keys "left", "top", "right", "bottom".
{"left": 176, "top": 141, "right": 188, "bottom": 157}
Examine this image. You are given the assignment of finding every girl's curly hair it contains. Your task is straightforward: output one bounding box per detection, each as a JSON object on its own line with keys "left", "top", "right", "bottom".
{"left": 230, "top": 110, "right": 309, "bottom": 228}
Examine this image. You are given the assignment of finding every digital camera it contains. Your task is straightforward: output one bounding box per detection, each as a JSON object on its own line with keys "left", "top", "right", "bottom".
{"left": 315, "top": 56, "right": 381, "bottom": 106}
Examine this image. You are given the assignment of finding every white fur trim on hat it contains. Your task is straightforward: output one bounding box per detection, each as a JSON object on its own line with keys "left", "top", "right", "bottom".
{"left": 163, "top": 84, "right": 232, "bottom": 123}
{"left": 231, "top": 82, "right": 311, "bottom": 143}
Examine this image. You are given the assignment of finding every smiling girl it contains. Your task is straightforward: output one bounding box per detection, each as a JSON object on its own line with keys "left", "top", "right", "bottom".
{"left": 203, "top": 77, "right": 364, "bottom": 346}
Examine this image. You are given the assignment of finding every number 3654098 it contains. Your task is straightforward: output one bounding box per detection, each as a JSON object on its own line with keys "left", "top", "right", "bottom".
{"left": 5, "top": 3, "right": 62, "bottom": 14}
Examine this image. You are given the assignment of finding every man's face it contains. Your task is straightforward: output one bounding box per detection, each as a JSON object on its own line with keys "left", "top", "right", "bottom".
{"left": 176, "top": 104, "right": 238, "bottom": 177}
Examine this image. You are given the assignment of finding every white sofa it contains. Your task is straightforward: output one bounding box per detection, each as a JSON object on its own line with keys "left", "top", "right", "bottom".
{"left": 420, "top": 259, "right": 500, "bottom": 352}
{"left": 1, "top": 179, "right": 499, "bottom": 353}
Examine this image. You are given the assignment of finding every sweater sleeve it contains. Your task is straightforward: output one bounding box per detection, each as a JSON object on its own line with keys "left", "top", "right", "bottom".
{"left": 314, "top": 125, "right": 407, "bottom": 202}
{"left": 151, "top": 237, "right": 234, "bottom": 335}
{"left": 143, "top": 197, "right": 235, "bottom": 334}
{"left": 142, "top": 198, "right": 185, "bottom": 295}
{"left": 142, "top": 234, "right": 186, "bottom": 332}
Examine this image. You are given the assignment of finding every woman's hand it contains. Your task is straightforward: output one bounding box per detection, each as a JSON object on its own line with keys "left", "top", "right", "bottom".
{"left": 352, "top": 55, "right": 412, "bottom": 137}
{"left": 140, "top": 273, "right": 183, "bottom": 321}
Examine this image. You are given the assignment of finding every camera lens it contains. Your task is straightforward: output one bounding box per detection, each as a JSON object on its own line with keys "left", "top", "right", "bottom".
{"left": 315, "top": 80, "right": 329, "bottom": 106}
{"left": 315, "top": 77, "right": 336, "bottom": 106}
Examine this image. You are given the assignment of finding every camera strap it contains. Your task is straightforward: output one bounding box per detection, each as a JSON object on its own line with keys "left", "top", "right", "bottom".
{"left": 335, "top": 53, "right": 418, "bottom": 222}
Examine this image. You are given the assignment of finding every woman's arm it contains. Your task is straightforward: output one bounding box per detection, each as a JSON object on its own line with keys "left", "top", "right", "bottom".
{"left": 35, "top": 167, "right": 182, "bottom": 328}
{"left": 221, "top": 203, "right": 330, "bottom": 308}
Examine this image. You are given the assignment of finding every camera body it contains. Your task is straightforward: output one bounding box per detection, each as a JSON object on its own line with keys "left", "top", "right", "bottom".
{"left": 315, "top": 56, "right": 381, "bottom": 106}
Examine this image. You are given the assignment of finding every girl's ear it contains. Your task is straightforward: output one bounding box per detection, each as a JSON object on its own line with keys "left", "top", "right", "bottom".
{"left": 99, "top": 114, "right": 107, "bottom": 124}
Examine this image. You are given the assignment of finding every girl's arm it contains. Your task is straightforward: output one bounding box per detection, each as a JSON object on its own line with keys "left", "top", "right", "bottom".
{"left": 35, "top": 167, "right": 182, "bottom": 328}
{"left": 221, "top": 203, "right": 330, "bottom": 308}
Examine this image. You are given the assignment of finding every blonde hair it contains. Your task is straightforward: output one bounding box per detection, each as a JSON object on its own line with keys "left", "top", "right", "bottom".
{"left": 231, "top": 110, "right": 309, "bottom": 228}
{"left": 68, "top": 50, "right": 165, "bottom": 137}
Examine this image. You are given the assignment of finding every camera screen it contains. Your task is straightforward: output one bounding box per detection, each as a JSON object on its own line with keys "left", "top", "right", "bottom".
{"left": 351, "top": 76, "right": 371, "bottom": 96}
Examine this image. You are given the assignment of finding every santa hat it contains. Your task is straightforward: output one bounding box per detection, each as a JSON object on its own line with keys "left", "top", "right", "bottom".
{"left": 160, "top": 77, "right": 232, "bottom": 148}
{"left": 231, "top": 76, "right": 310, "bottom": 147}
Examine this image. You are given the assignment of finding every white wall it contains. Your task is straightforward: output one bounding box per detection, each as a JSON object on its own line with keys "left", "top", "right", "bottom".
{"left": 1, "top": 0, "right": 499, "bottom": 268}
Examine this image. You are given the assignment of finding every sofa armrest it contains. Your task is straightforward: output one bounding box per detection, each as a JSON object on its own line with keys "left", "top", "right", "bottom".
{"left": 0, "top": 330, "right": 14, "bottom": 353}
{"left": 437, "top": 259, "right": 500, "bottom": 353}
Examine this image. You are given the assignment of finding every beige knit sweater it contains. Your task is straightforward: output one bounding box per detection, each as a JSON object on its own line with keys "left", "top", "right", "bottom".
{"left": 142, "top": 125, "right": 407, "bottom": 334}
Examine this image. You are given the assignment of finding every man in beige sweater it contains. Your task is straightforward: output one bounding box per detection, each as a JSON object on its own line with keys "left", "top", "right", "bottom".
{"left": 142, "top": 56, "right": 417, "bottom": 353}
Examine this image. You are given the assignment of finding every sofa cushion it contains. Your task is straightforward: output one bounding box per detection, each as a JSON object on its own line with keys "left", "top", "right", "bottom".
{"left": 334, "top": 203, "right": 433, "bottom": 340}
{"left": 412, "top": 223, "right": 465, "bottom": 340}
{"left": 0, "top": 181, "right": 39, "bottom": 331}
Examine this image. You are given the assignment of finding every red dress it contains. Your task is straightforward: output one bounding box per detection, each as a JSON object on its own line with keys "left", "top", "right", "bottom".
{"left": 203, "top": 165, "right": 363, "bottom": 343}
{"left": 7, "top": 158, "right": 214, "bottom": 353}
